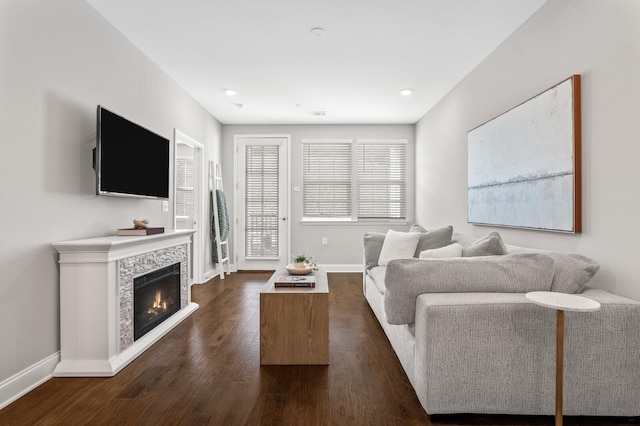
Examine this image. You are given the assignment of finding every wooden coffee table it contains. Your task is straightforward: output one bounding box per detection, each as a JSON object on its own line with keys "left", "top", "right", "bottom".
{"left": 260, "top": 266, "right": 329, "bottom": 365}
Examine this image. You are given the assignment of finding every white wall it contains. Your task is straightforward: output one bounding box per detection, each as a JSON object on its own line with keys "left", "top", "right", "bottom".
{"left": 221, "top": 124, "right": 415, "bottom": 268}
{"left": 0, "top": 0, "right": 222, "bottom": 398}
{"left": 415, "top": 0, "right": 640, "bottom": 299}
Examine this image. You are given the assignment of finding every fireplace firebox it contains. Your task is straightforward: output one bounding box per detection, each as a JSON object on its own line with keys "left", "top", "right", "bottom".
{"left": 134, "top": 263, "right": 181, "bottom": 340}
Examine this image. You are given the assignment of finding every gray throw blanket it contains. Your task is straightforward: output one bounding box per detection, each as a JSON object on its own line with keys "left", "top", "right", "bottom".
{"left": 210, "top": 189, "right": 229, "bottom": 263}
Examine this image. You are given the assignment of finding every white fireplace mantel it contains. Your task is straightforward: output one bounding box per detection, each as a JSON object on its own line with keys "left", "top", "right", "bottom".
{"left": 53, "top": 230, "right": 198, "bottom": 377}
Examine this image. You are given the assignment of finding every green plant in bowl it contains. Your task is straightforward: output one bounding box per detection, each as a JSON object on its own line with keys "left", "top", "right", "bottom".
{"left": 292, "top": 254, "right": 317, "bottom": 270}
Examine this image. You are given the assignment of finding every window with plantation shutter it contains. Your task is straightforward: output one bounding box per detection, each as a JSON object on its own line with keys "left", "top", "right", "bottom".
{"left": 302, "top": 140, "right": 352, "bottom": 219}
{"left": 357, "top": 140, "right": 407, "bottom": 220}
{"left": 244, "top": 144, "right": 279, "bottom": 258}
{"left": 175, "top": 158, "right": 195, "bottom": 218}
{"left": 302, "top": 138, "right": 407, "bottom": 222}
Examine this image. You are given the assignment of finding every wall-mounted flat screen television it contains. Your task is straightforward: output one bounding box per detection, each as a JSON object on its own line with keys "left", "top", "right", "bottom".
{"left": 95, "top": 106, "right": 170, "bottom": 199}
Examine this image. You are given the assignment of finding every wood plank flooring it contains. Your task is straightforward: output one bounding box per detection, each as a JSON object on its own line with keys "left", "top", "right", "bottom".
{"left": 0, "top": 272, "right": 636, "bottom": 425}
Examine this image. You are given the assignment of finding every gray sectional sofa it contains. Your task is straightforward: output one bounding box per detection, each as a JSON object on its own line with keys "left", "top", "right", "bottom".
{"left": 363, "top": 226, "right": 640, "bottom": 417}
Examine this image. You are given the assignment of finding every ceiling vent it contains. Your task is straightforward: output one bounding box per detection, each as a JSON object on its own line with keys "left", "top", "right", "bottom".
{"left": 308, "top": 111, "right": 327, "bottom": 116}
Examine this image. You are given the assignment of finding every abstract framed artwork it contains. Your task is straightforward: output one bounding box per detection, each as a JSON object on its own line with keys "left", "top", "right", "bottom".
{"left": 467, "top": 75, "right": 581, "bottom": 233}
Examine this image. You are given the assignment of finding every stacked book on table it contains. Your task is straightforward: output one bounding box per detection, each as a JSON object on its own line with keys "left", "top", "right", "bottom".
{"left": 274, "top": 275, "right": 316, "bottom": 288}
{"left": 117, "top": 227, "right": 165, "bottom": 236}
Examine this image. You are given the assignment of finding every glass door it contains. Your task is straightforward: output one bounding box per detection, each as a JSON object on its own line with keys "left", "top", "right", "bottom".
{"left": 236, "top": 136, "right": 289, "bottom": 270}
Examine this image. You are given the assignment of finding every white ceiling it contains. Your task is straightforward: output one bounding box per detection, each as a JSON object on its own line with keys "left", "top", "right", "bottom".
{"left": 86, "top": 0, "right": 548, "bottom": 125}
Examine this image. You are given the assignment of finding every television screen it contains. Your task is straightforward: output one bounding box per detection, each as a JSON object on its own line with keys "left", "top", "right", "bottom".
{"left": 96, "top": 106, "right": 170, "bottom": 199}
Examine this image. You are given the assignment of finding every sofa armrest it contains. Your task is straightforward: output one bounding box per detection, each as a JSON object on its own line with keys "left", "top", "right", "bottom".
{"left": 413, "top": 291, "right": 640, "bottom": 416}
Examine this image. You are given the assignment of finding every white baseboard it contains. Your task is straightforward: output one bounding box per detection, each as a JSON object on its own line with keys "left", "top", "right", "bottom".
{"left": 321, "top": 264, "right": 363, "bottom": 273}
{"left": 200, "top": 267, "right": 217, "bottom": 283}
{"left": 205, "top": 263, "right": 364, "bottom": 280}
{"left": 200, "top": 266, "right": 235, "bottom": 283}
{"left": 0, "top": 351, "right": 59, "bottom": 410}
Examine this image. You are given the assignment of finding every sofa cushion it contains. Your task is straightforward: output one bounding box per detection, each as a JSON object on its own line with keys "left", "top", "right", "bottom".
{"left": 409, "top": 224, "right": 427, "bottom": 233}
{"left": 378, "top": 230, "right": 421, "bottom": 266}
{"left": 414, "top": 225, "right": 454, "bottom": 257}
{"left": 364, "top": 226, "right": 454, "bottom": 269}
{"left": 548, "top": 253, "right": 600, "bottom": 293}
{"left": 364, "top": 232, "right": 386, "bottom": 270}
{"left": 451, "top": 231, "right": 477, "bottom": 247}
{"left": 419, "top": 243, "right": 462, "bottom": 259}
{"left": 462, "top": 232, "right": 508, "bottom": 257}
{"left": 368, "top": 266, "right": 387, "bottom": 294}
{"left": 509, "top": 246, "right": 600, "bottom": 293}
{"left": 383, "top": 253, "right": 554, "bottom": 325}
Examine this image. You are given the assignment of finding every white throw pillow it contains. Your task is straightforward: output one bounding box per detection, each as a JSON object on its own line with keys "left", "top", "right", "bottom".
{"left": 378, "top": 230, "right": 420, "bottom": 266}
{"left": 419, "top": 243, "right": 463, "bottom": 259}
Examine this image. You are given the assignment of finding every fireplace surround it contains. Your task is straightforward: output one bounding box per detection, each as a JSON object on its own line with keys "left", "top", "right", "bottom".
{"left": 53, "top": 230, "right": 198, "bottom": 377}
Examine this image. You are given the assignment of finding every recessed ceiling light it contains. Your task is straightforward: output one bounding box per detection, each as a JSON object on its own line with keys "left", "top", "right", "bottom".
{"left": 400, "top": 88, "right": 413, "bottom": 96}
{"left": 224, "top": 89, "right": 237, "bottom": 96}
{"left": 310, "top": 27, "right": 324, "bottom": 37}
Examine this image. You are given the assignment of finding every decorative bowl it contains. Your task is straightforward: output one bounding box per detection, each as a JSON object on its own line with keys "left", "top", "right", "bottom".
{"left": 286, "top": 263, "right": 313, "bottom": 275}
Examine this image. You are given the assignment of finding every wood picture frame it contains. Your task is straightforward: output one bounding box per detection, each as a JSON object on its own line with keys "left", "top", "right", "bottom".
{"left": 467, "top": 75, "right": 581, "bottom": 233}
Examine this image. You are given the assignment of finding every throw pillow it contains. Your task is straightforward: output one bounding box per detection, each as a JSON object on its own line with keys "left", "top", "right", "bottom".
{"left": 409, "top": 224, "right": 427, "bottom": 233}
{"left": 383, "top": 253, "right": 555, "bottom": 325}
{"left": 451, "top": 231, "right": 477, "bottom": 247}
{"left": 378, "top": 230, "right": 421, "bottom": 266}
{"left": 413, "top": 225, "right": 454, "bottom": 257}
{"left": 363, "top": 232, "right": 386, "bottom": 270}
{"left": 548, "top": 252, "right": 600, "bottom": 293}
{"left": 508, "top": 247, "right": 600, "bottom": 293}
{"left": 419, "top": 243, "right": 462, "bottom": 259}
{"left": 462, "top": 232, "right": 508, "bottom": 257}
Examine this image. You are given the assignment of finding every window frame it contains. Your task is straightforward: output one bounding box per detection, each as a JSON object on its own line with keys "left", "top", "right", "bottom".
{"left": 301, "top": 138, "right": 354, "bottom": 221}
{"left": 301, "top": 138, "right": 408, "bottom": 225}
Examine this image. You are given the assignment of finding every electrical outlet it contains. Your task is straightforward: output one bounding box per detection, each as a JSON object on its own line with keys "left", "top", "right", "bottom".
{"left": 161, "top": 200, "right": 169, "bottom": 212}
{"left": 322, "top": 237, "right": 328, "bottom": 246}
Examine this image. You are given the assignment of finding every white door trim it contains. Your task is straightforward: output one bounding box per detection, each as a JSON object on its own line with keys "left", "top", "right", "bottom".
{"left": 233, "top": 134, "right": 291, "bottom": 270}
{"left": 173, "top": 129, "right": 206, "bottom": 284}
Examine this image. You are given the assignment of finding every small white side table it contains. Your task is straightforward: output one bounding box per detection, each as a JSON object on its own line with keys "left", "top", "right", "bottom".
{"left": 526, "top": 291, "right": 601, "bottom": 426}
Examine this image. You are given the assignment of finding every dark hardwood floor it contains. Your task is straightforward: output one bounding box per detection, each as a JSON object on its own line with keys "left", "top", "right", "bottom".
{"left": 0, "top": 272, "right": 636, "bottom": 425}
